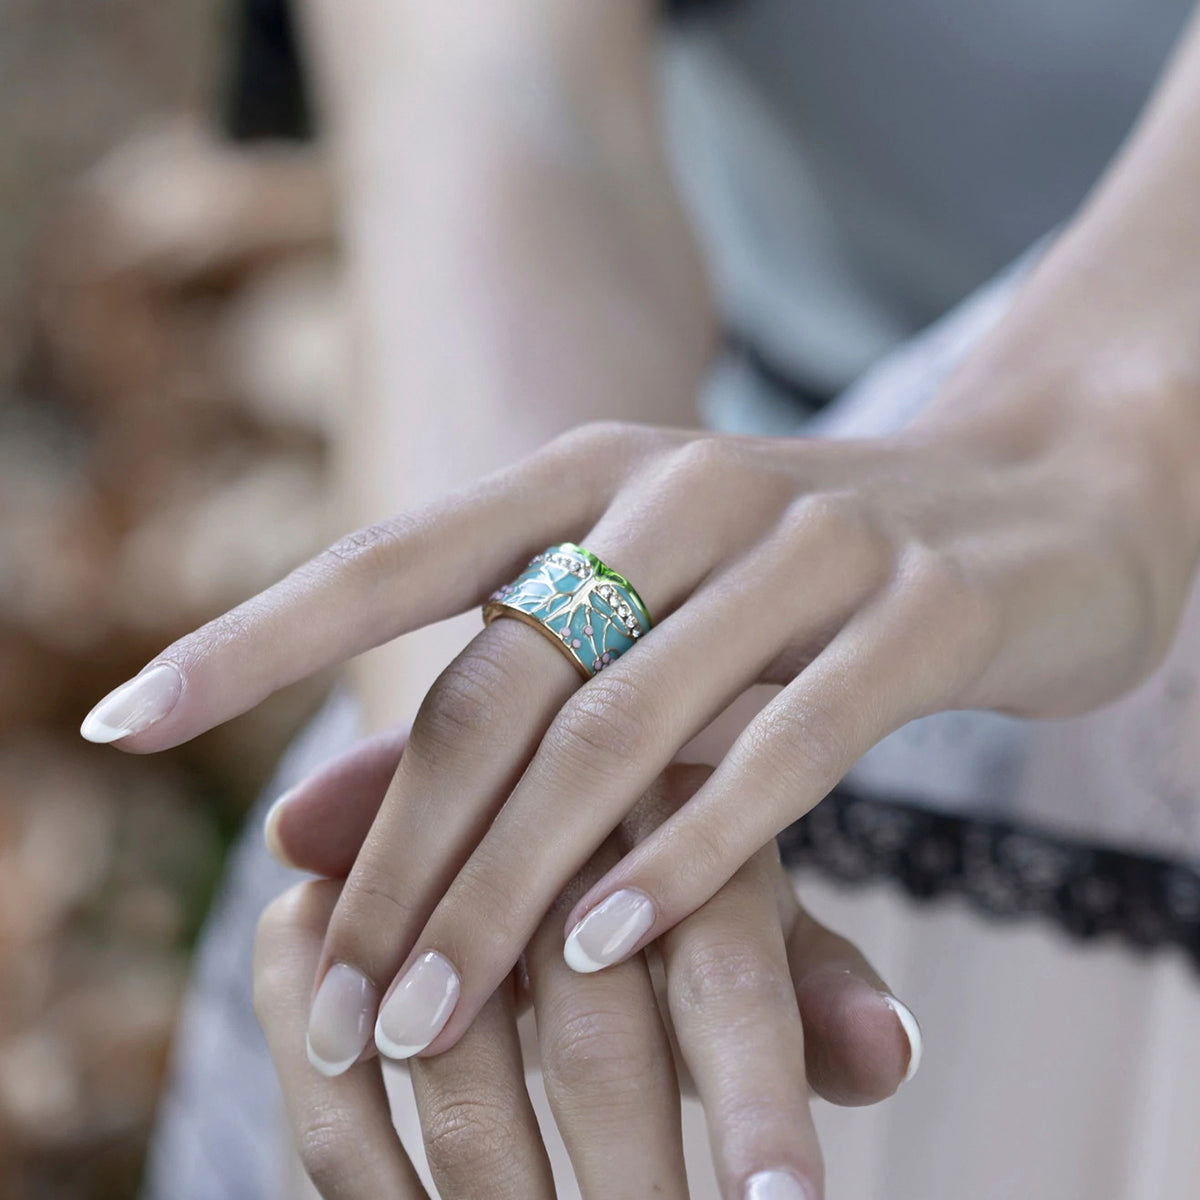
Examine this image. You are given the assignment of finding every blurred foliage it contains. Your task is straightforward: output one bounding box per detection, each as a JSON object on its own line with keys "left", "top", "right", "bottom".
{"left": 0, "top": 3, "right": 342, "bottom": 1196}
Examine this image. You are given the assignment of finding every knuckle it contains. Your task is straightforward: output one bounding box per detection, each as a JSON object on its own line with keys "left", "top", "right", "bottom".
{"left": 317, "top": 512, "right": 420, "bottom": 578}
{"left": 325, "top": 878, "right": 410, "bottom": 976}
{"left": 791, "top": 703, "right": 852, "bottom": 782}
{"left": 785, "top": 491, "right": 889, "bottom": 564}
{"left": 717, "top": 1094, "right": 813, "bottom": 1150}
{"left": 412, "top": 644, "right": 518, "bottom": 762}
{"left": 341, "top": 874, "right": 409, "bottom": 926}
{"left": 445, "top": 855, "right": 533, "bottom": 950}
{"left": 746, "top": 696, "right": 851, "bottom": 791}
{"left": 670, "top": 941, "right": 795, "bottom": 1021}
{"left": 674, "top": 819, "right": 738, "bottom": 890}
{"left": 294, "top": 1104, "right": 361, "bottom": 1195}
{"left": 665, "top": 435, "right": 739, "bottom": 485}
{"left": 553, "top": 675, "right": 659, "bottom": 772}
{"left": 548, "top": 419, "right": 639, "bottom": 463}
{"left": 421, "top": 1094, "right": 520, "bottom": 1180}
{"left": 897, "top": 545, "right": 999, "bottom": 675}
{"left": 543, "top": 1006, "right": 670, "bottom": 1096}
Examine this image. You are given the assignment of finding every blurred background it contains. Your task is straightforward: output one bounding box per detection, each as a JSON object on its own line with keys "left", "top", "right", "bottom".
{"left": 0, "top": 2, "right": 341, "bottom": 1195}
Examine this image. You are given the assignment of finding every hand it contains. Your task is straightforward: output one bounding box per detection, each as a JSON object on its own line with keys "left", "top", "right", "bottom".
{"left": 82, "top": 328, "right": 1200, "bottom": 1064}
{"left": 256, "top": 752, "right": 919, "bottom": 1199}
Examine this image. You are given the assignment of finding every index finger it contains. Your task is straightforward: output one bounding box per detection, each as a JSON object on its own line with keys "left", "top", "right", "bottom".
{"left": 80, "top": 425, "right": 635, "bottom": 752}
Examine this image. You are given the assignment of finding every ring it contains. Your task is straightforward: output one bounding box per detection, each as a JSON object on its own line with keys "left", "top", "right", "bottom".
{"left": 482, "top": 542, "right": 653, "bottom": 679}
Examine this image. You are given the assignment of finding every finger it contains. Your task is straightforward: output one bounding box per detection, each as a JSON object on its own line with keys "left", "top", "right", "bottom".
{"left": 564, "top": 557, "right": 987, "bottom": 970}
{"left": 662, "top": 843, "right": 824, "bottom": 1200}
{"left": 253, "top": 880, "right": 428, "bottom": 1199}
{"left": 526, "top": 838, "right": 688, "bottom": 1200}
{"left": 627, "top": 768, "right": 921, "bottom": 1107}
{"left": 409, "top": 985, "right": 556, "bottom": 1200}
{"left": 782, "top": 894, "right": 923, "bottom": 1105}
{"left": 315, "top": 444, "right": 763, "bottom": 1068}
{"left": 374, "top": 496, "right": 885, "bottom": 1058}
{"left": 263, "top": 727, "right": 408, "bottom": 875}
{"left": 273, "top": 738, "right": 923, "bottom": 1101}
{"left": 307, "top": 617, "right": 580, "bottom": 1072}
{"left": 79, "top": 422, "right": 649, "bottom": 752}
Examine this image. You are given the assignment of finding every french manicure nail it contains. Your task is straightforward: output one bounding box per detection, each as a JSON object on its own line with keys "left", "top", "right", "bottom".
{"left": 374, "top": 951, "right": 460, "bottom": 1059}
{"left": 306, "top": 963, "right": 377, "bottom": 1077}
{"left": 881, "top": 992, "right": 923, "bottom": 1083}
{"left": 262, "top": 788, "right": 299, "bottom": 869}
{"left": 80, "top": 663, "right": 182, "bottom": 744}
{"left": 744, "top": 1168, "right": 816, "bottom": 1200}
{"left": 563, "top": 888, "right": 655, "bottom": 973}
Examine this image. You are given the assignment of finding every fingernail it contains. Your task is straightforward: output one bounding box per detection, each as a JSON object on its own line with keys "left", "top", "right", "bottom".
{"left": 374, "top": 951, "right": 460, "bottom": 1059}
{"left": 563, "top": 888, "right": 655, "bottom": 973}
{"left": 80, "top": 663, "right": 182, "bottom": 743}
{"left": 744, "top": 1168, "right": 817, "bottom": 1199}
{"left": 881, "top": 993, "right": 923, "bottom": 1083}
{"left": 306, "top": 963, "right": 378, "bottom": 1077}
{"left": 262, "top": 788, "right": 299, "bottom": 869}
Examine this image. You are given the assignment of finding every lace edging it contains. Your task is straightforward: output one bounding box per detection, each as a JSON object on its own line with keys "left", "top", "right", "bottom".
{"left": 778, "top": 786, "right": 1200, "bottom": 968}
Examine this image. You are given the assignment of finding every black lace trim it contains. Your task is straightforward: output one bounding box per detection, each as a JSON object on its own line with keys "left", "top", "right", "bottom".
{"left": 778, "top": 786, "right": 1200, "bottom": 969}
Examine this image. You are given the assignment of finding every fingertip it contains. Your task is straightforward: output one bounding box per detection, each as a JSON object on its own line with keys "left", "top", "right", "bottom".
{"left": 80, "top": 662, "right": 183, "bottom": 746}
{"left": 263, "top": 788, "right": 301, "bottom": 870}
{"left": 796, "top": 966, "right": 921, "bottom": 1105}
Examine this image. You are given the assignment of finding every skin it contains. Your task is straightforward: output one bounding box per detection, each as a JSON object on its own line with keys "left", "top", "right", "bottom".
{"left": 83, "top": 0, "right": 1200, "bottom": 1189}
{"left": 77, "top": 4, "right": 921, "bottom": 1190}
{"left": 257, "top": 754, "right": 915, "bottom": 1199}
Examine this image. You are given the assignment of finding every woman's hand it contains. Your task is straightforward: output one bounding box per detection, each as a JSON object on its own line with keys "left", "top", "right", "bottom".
{"left": 256, "top": 753, "right": 919, "bottom": 1200}
{"left": 81, "top": 317, "right": 1200, "bottom": 1063}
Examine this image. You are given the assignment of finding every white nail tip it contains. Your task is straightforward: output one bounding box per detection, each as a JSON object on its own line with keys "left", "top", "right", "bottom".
{"left": 562, "top": 936, "right": 605, "bottom": 974}
{"left": 882, "top": 993, "right": 923, "bottom": 1083}
{"left": 79, "top": 715, "right": 130, "bottom": 744}
{"left": 262, "top": 789, "right": 299, "bottom": 868}
{"left": 562, "top": 889, "right": 656, "bottom": 974}
{"left": 80, "top": 663, "right": 182, "bottom": 743}
{"left": 744, "top": 1168, "right": 815, "bottom": 1199}
{"left": 372, "top": 1021, "right": 434, "bottom": 1061}
{"left": 305, "top": 1034, "right": 360, "bottom": 1078}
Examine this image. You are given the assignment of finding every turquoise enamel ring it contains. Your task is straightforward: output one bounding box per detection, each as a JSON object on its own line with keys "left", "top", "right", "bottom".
{"left": 482, "top": 542, "right": 653, "bottom": 679}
